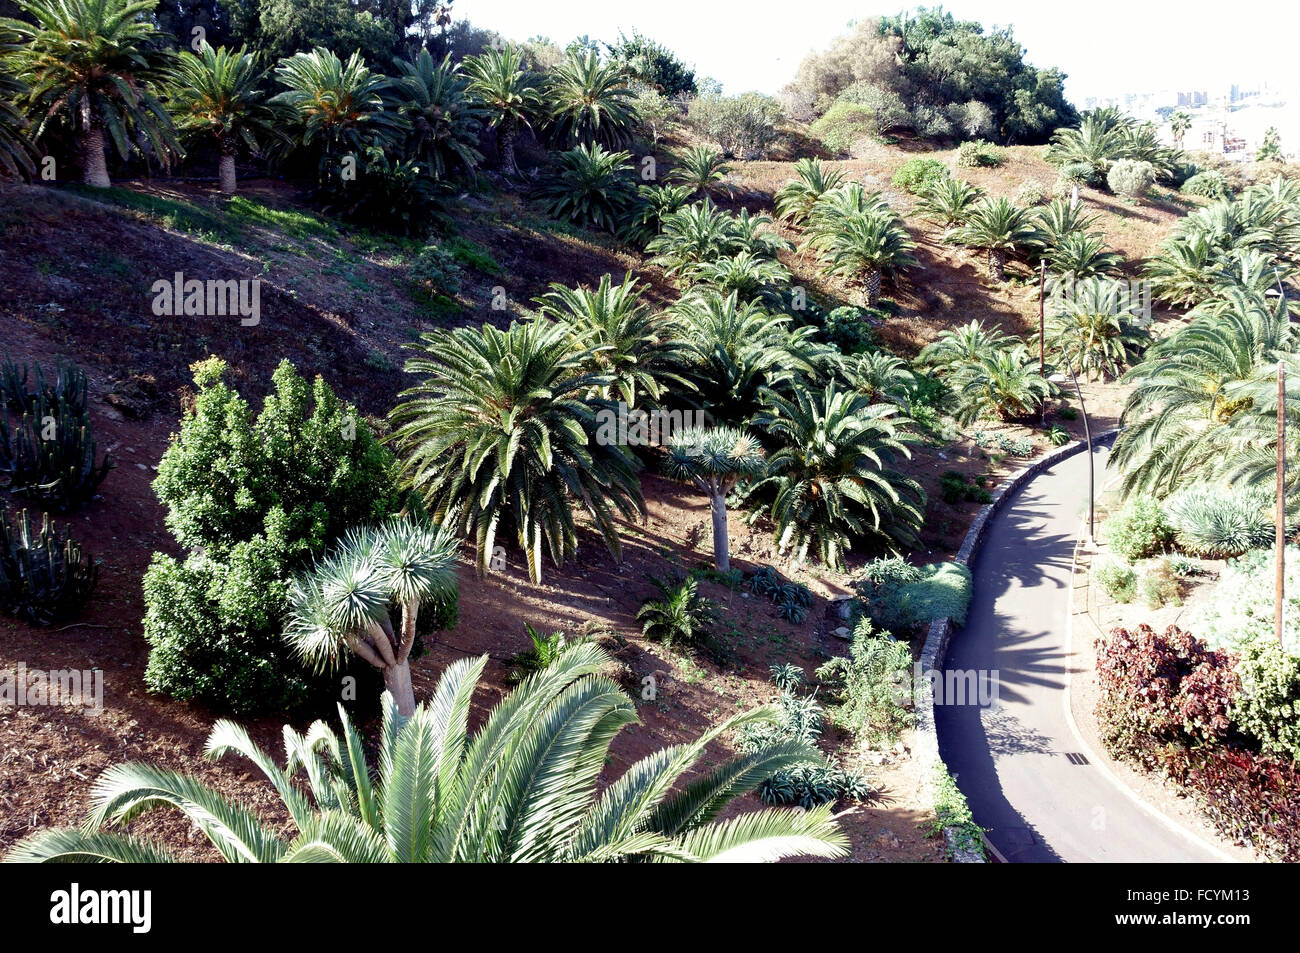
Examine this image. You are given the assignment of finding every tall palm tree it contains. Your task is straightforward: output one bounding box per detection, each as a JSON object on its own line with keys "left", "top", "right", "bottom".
{"left": 1047, "top": 278, "right": 1150, "bottom": 382}
{"left": 5, "top": 0, "right": 180, "bottom": 186}
{"left": 464, "top": 44, "right": 541, "bottom": 177}
{"left": 391, "top": 49, "right": 484, "bottom": 180}
{"left": 663, "top": 426, "right": 766, "bottom": 571}
{"left": 944, "top": 197, "right": 1044, "bottom": 282}
{"left": 533, "top": 273, "right": 688, "bottom": 406}
{"left": 169, "top": 43, "right": 276, "bottom": 194}
{"left": 804, "top": 206, "right": 916, "bottom": 307}
{"left": 668, "top": 144, "right": 731, "bottom": 198}
{"left": 774, "top": 157, "right": 845, "bottom": 226}
{"left": 270, "top": 47, "right": 402, "bottom": 182}
{"left": 544, "top": 49, "right": 637, "bottom": 148}
{"left": 1170, "top": 110, "right": 1191, "bottom": 149}
{"left": 0, "top": 26, "right": 34, "bottom": 178}
{"left": 391, "top": 319, "right": 643, "bottom": 583}
{"left": 6, "top": 643, "right": 848, "bottom": 863}
{"left": 285, "top": 518, "right": 458, "bottom": 716}
{"left": 750, "top": 383, "right": 924, "bottom": 568}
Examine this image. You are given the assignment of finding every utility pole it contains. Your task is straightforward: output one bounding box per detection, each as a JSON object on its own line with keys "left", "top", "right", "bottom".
{"left": 1278, "top": 360, "right": 1286, "bottom": 645}
{"left": 1038, "top": 260, "right": 1047, "bottom": 378}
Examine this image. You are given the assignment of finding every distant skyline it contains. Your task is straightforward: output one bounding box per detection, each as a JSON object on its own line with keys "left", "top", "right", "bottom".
{"left": 454, "top": 0, "right": 1300, "bottom": 103}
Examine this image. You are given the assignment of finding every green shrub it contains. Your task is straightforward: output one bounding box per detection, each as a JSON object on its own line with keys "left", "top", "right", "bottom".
{"left": 1095, "top": 559, "right": 1137, "bottom": 603}
{"left": 956, "top": 139, "right": 1003, "bottom": 168}
{"left": 1165, "top": 483, "right": 1273, "bottom": 558}
{"left": 939, "top": 470, "right": 991, "bottom": 505}
{"left": 816, "top": 622, "right": 916, "bottom": 748}
{"left": 685, "top": 91, "right": 781, "bottom": 159}
{"left": 0, "top": 507, "right": 98, "bottom": 626}
{"left": 1104, "top": 497, "right": 1173, "bottom": 560}
{"left": 891, "top": 157, "right": 949, "bottom": 195}
{"left": 143, "top": 358, "right": 404, "bottom": 712}
{"left": 1181, "top": 170, "right": 1230, "bottom": 201}
{"left": 810, "top": 102, "right": 879, "bottom": 154}
{"left": 410, "top": 242, "right": 464, "bottom": 297}
{"left": 1138, "top": 560, "right": 1183, "bottom": 609}
{"left": 1046, "top": 424, "right": 1071, "bottom": 446}
{"left": 821, "top": 306, "right": 877, "bottom": 354}
{"left": 928, "top": 763, "right": 985, "bottom": 859}
{"left": 1106, "top": 159, "right": 1156, "bottom": 198}
{"left": 316, "top": 145, "right": 442, "bottom": 236}
{"left": 1191, "top": 546, "right": 1300, "bottom": 653}
{"left": 859, "top": 558, "right": 973, "bottom": 630}
{"left": 1231, "top": 639, "right": 1300, "bottom": 762}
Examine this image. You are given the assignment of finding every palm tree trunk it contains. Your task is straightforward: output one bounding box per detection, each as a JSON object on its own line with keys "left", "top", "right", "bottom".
{"left": 864, "top": 268, "right": 882, "bottom": 307}
{"left": 81, "top": 124, "right": 111, "bottom": 188}
{"left": 384, "top": 661, "right": 416, "bottom": 717}
{"left": 709, "top": 489, "right": 730, "bottom": 573}
{"left": 218, "top": 137, "right": 238, "bottom": 194}
{"left": 499, "top": 119, "right": 519, "bottom": 177}
{"left": 987, "top": 248, "right": 1006, "bottom": 282}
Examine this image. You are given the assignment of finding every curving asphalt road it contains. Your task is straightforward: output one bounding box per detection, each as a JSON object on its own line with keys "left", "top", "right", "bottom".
{"left": 934, "top": 438, "right": 1229, "bottom": 862}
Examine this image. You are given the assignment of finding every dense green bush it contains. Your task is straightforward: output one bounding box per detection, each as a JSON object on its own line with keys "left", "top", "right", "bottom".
{"left": 1104, "top": 497, "right": 1173, "bottom": 560}
{"left": 1164, "top": 483, "right": 1272, "bottom": 558}
{"left": 685, "top": 92, "right": 781, "bottom": 159}
{"left": 891, "top": 157, "right": 949, "bottom": 194}
{"left": 1231, "top": 639, "right": 1300, "bottom": 762}
{"left": 1138, "top": 560, "right": 1183, "bottom": 609}
{"left": 820, "top": 306, "right": 877, "bottom": 354}
{"left": 143, "top": 358, "right": 404, "bottom": 712}
{"left": 410, "top": 242, "right": 464, "bottom": 297}
{"left": 858, "top": 557, "right": 973, "bottom": 631}
{"left": 956, "top": 140, "right": 1003, "bottom": 168}
{"left": 1095, "top": 559, "right": 1137, "bottom": 603}
{"left": 1181, "top": 170, "right": 1230, "bottom": 201}
{"left": 1106, "top": 158, "right": 1156, "bottom": 198}
{"left": 1192, "top": 546, "right": 1300, "bottom": 653}
{"left": 809, "top": 102, "right": 879, "bottom": 154}
{"left": 816, "top": 622, "right": 915, "bottom": 747}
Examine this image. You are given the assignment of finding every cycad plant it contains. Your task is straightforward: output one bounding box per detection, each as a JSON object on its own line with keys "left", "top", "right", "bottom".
{"left": 668, "top": 144, "right": 732, "bottom": 198}
{"left": 1047, "top": 278, "right": 1149, "bottom": 382}
{"left": 391, "top": 49, "right": 484, "bottom": 179}
{"left": 1142, "top": 231, "right": 1221, "bottom": 308}
{"left": 1048, "top": 230, "right": 1124, "bottom": 282}
{"left": 915, "top": 176, "right": 984, "bottom": 228}
{"left": 1035, "top": 196, "right": 1101, "bottom": 249}
{"left": 774, "top": 157, "right": 845, "bottom": 226}
{"left": 637, "top": 575, "right": 721, "bottom": 648}
{"left": 533, "top": 273, "right": 688, "bottom": 406}
{"left": 534, "top": 142, "right": 637, "bottom": 232}
{"left": 285, "top": 518, "right": 459, "bottom": 716}
{"left": 954, "top": 346, "right": 1052, "bottom": 424}
{"left": 663, "top": 426, "right": 766, "bottom": 572}
{"left": 917, "top": 320, "right": 1016, "bottom": 375}
{"left": 169, "top": 43, "right": 276, "bottom": 193}
{"left": 945, "top": 197, "right": 1044, "bottom": 282}
{"left": 804, "top": 205, "right": 916, "bottom": 307}
{"left": 750, "top": 384, "right": 925, "bottom": 568}
{"left": 647, "top": 200, "right": 757, "bottom": 276}
{"left": 543, "top": 49, "right": 637, "bottom": 148}
{"left": 464, "top": 44, "right": 541, "bottom": 176}
{"left": 837, "top": 350, "right": 916, "bottom": 405}
{"left": 5, "top": 0, "right": 180, "bottom": 186}
{"left": 391, "top": 319, "right": 643, "bottom": 583}
{"left": 6, "top": 643, "right": 848, "bottom": 863}
{"left": 0, "top": 26, "right": 34, "bottom": 178}
{"left": 682, "top": 251, "right": 791, "bottom": 305}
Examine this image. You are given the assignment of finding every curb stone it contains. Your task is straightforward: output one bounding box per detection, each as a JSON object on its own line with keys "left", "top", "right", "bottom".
{"left": 915, "top": 428, "right": 1120, "bottom": 862}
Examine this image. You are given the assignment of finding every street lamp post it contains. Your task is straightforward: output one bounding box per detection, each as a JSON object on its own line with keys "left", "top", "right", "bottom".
{"left": 1050, "top": 368, "right": 1094, "bottom": 542}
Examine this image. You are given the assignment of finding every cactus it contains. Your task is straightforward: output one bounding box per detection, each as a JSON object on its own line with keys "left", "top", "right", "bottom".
{"left": 0, "top": 352, "right": 90, "bottom": 418}
{"left": 0, "top": 507, "right": 99, "bottom": 626}
{"left": 0, "top": 389, "right": 112, "bottom": 512}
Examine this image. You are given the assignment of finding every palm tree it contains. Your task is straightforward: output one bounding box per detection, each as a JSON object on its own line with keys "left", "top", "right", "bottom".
{"left": 666, "top": 143, "right": 732, "bottom": 197}
{"left": 1142, "top": 231, "right": 1222, "bottom": 308}
{"left": 804, "top": 206, "right": 916, "bottom": 307}
{"left": 1046, "top": 111, "right": 1129, "bottom": 178}
{"left": 0, "top": 26, "right": 34, "bottom": 178}
{"left": 464, "top": 44, "right": 541, "bottom": 176}
{"left": 915, "top": 176, "right": 984, "bottom": 228}
{"left": 533, "top": 273, "right": 688, "bottom": 406}
{"left": 5, "top": 0, "right": 180, "bottom": 186}
{"left": 837, "top": 350, "right": 916, "bottom": 405}
{"left": 1170, "top": 110, "right": 1191, "bottom": 148}
{"left": 391, "top": 319, "right": 643, "bottom": 583}
{"left": 391, "top": 49, "right": 484, "bottom": 179}
{"left": 917, "top": 320, "right": 1016, "bottom": 374}
{"left": 285, "top": 518, "right": 458, "bottom": 716}
{"left": 1048, "top": 230, "right": 1124, "bottom": 282}
{"left": 1047, "top": 278, "right": 1150, "bottom": 382}
{"left": 544, "top": 49, "right": 637, "bottom": 148}
{"left": 945, "top": 197, "right": 1044, "bottom": 282}
{"left": 6, "top": 643, "right": 848, "bottom": 863}
{"left": 663, "top": 426, "right": 766, "bottom": 571}
{"left": 954, "top": 346, "right": 1053, "bottom": 424}
{"left": 774, "top": 157, "right": 845, "bottom": 226}
{"left": 270, "top": 48, "right": 402, "bottom": 182}
{"left": 169, "top": 43, "right": 276, "bottom": 194}
{"left": 534, "top": 142, "right": 637, "bottom": 232}
{"left": 751, "top": 384, "right": 924, "bottom": 568}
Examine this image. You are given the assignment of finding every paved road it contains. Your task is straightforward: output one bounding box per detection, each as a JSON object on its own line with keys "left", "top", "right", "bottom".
{"left": 934, "top": 439, "right": 1227, "bottom": 862}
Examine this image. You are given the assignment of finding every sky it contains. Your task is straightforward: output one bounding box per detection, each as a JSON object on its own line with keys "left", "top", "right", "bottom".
{"left": 452, "top": 0, "right": 1300, "bottom": 103}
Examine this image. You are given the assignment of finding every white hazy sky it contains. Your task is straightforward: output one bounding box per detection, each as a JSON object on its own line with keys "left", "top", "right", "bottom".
{"left": 454, "top": 0, "right": 1300, "bottom": 102}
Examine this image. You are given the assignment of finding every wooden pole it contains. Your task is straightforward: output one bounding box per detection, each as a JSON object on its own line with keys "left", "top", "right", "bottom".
{"left": 1038, "top": 260, "right": 1047, "bottom": 378}
{"left": 1278, "top": 359, "right": 1286, "bottom": 645}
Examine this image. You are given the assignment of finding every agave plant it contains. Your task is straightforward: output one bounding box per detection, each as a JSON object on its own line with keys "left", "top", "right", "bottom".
{"left": 944, "top": 197, "right": 1045, "bottom": 282}
{"left": 533, "top": 273, "right": 689, "bottom": 406}
{"left": 285, "top": 517, "right": 459, "bottom": 716}
{"left": 464, "top": 44, "right": 542, "bottom": 177}
{"left": 391, "top": 49, "right": 484, "bottom": 179}
{"left": 662, "top": 426, "right": 766, "bottom": 572}
{"left": 667, "top": 143, "right": 733, "bottom": 198}
{"left": 169, "top": 43, "right": 276, "bottom": 193}
{"left": 774, "top": 157, "right": 846, "bottom": 226}
{"left": 750, "top": 384, "right": 925, "bottom": 568}
{"left": 915, "top": 177, "right": 984, "bottom": 228}
{"left": 6, "top": 643, "right": 848, "bottom": 863}
{"left": 391, "top": 319, "right": 643, "bottom": 583}
{"left": 637, "top": 575, "right": 721, "bottom": 648}
{"left": 5, "top": 0, "right": 180, "bottom": 186}
{"left": 543, "top": 49, "right": 637, "bottom": 148}
{"left": 535, "top": 142, "right": 637, "bottom": 233}
{"left": 1047, "top": 278, "right": 1150, "bottom": 382}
